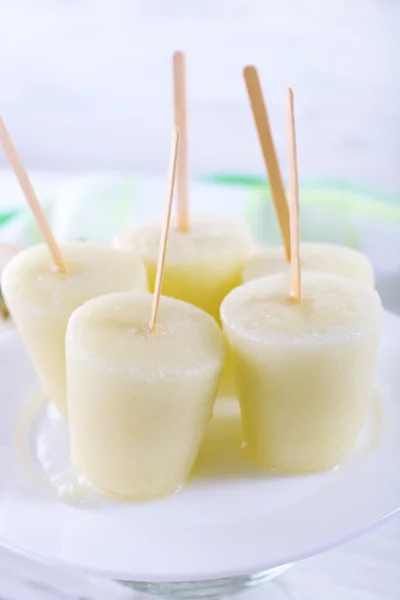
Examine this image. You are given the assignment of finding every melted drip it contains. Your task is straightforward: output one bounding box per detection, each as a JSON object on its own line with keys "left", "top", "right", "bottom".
{"left": 14, "top": 390, "right": 382, "bottom": 506}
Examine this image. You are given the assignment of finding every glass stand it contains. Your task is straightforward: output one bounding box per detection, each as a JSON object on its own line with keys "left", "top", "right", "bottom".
{"left": 117, "top": 564, "right": 292, "bottom": 599}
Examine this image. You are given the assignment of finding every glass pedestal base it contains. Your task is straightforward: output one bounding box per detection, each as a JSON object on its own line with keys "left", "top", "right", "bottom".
{"left": 118, "top": 564, "right": 292, "bottom": 599}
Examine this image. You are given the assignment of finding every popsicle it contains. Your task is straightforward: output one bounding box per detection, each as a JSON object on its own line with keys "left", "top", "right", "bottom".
{"left": 222, "top": 88, "right": 382, "bottom": 472}
{"left": 66, "top": 291, "right": 226, "bottom": 499}
{"left": 221, "top": 271, "right": 382, "bottom": 472}
{"left": 0, "top": 243, "right": 20, "bottom": 318}
{"left": 67, "top": 128, "right": 226, "bottom": 499}
{"left": 243, "top": 242, "right": 374, "bottom": 286}
{"left": 114, "top": 215, "right": 252, "bottom": 322}
{"left": 115, "top": 54, "right": 252, "bottom": 323}
{"left": 1, "top": 243, "right": 147, "bottom": 415}
{"left": 242, "top": 69, "right": 375, "bottom": 288}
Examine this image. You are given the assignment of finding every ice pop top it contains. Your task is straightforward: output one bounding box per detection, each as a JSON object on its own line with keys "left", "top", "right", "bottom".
{"left": 2, "top": 243, "right": 147, "bottom": 315}
{"left": 243, "top": 242, "right": 374, "bottom": 287}
{"left": 114, "top": 214, "right": 252, "bottom": 321}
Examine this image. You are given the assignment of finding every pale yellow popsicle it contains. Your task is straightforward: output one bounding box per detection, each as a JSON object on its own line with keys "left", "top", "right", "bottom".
{"left": 66, "top": 292, "right": 226, "bottom": 499}
{"left": 221, "top": 272, "right": 382, "bottom": 472}
{"left": 243, "top": 242, "right": 374, "bottom": 286}
{"left": 1, "top": 243, "right": 147, "bottom": 415}
{"left": 114, "top": 215, "right": 252, "bottom": 322}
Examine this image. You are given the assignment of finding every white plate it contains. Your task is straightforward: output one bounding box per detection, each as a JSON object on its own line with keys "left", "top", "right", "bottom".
{"left": 0, "top": 313, "right": 400, "bottom": 583}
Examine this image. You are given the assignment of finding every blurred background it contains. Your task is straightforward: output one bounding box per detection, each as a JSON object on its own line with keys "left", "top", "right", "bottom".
{"left": 0, "top": 0, "right": 398, "bottom": 190}
{"left": 1, "top": 0, "right": 399, "bottom": 310}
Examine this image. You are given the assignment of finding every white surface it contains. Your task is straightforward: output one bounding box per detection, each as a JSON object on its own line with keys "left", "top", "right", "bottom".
{"left": 0, "top": 1, "right": 399, "bottom": 193}
{"left": 0, "top": 313, "right": 399, "bottom": 583}
{"left": 1, "top": 518, "right": 400, "bottom": 600}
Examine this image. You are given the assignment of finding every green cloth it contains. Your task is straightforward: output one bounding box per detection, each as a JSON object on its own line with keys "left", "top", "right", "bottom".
{"left": 0, "top": 174, "right": 399, "bottom": 252}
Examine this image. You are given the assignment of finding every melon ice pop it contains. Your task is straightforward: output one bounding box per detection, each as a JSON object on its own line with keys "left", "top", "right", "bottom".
{"left": 2, "top": 243, "right": 147, "bottom": 415}
{"left": 221, "top": 88, "right": 383, "bottom": 472}
{"left": 115, "top": 54, "right": 252, "bottom": 323}
{"left": 66, "top": 291, "right": 225, "bottom": 499}
{"left": 66, "top": 127, "right": 226, "bottom": 499}
{"left": 243, "top": 242, "right": 374, "bottom": 286}
{"left": 114, "top": 216, "right": 252, "bottom": 322}
{"left": 221, "top": 271, "right": 382, "bottom": 472}
{"left": 1, "top": 120, "right": 155, "bottom": 416}
{"left": 241, "top": 68, "right": 375, "bottom": 289}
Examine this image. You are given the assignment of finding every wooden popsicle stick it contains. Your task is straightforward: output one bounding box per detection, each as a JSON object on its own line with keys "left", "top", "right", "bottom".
{"left": 173, "top": 51, "right": 189, "bottom": 231}
{"left": 149, "top": 126, "right": 180, "bottom": 332}
{"left": 286, "top": 88, "right": 301, "bottom": 301}
{"left": 243, "top": 66, "right": 291, "bottom": 261}
{"left": 0, "top": 118, "right": 67, "bottom": 272}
